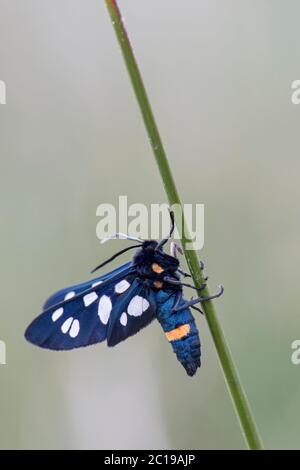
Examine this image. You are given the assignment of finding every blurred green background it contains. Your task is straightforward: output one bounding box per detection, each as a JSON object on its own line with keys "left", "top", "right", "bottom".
{"left": 1, "top": 0, "right": 300, "bottom": 450}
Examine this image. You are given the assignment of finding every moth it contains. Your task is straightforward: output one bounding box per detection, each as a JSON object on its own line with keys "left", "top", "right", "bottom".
{"left": 25, "top": 212, "right": 223, "bottom": 376}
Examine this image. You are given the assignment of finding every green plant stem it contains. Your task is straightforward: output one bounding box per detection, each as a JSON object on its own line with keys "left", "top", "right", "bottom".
{"left": 104, "top": 0, "right": 264, "bottom": 450}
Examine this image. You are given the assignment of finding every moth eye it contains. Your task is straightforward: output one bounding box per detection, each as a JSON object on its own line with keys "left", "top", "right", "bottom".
{"left": 151, "top": 263, "right": 164, "bottom": 274}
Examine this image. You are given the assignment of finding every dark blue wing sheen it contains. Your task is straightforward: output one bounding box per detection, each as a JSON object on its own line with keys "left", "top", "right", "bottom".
{"left": 43, "top": 262, "right": 132, "bottom": 310}
{"left": 107, "top": 283, "right": 157, "bottom": 347}
{"left": 25, "top": 265, "right": 157, "bottom": 351}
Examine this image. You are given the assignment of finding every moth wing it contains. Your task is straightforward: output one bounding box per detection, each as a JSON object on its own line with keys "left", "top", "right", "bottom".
{"left": 43, "top": 262, "right": 132, "bottom": 310}
{"left": 25, "top": 269, "right": 157, "bottom": 350}
{"left": 25, "top": 265, "right": 134, "bottom": 350}
{"left": 107, "top": 283, "right": 157, "bottom": 347}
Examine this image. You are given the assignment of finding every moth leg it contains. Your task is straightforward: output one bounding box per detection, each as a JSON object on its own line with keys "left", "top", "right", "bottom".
{"left": 172, "top": 290, "right": 183, "bottom": 311}
{"left": 177, "top": 261, "right": 205, "bottom": 278}
{"left": 191, "top": 305, "right": 204, "bottom": 315}
{"left": 177, "top": 268, "right": 192, "bottom": 278}
{"left": 163, "top": 276, "right": 207, "bottom": 292}
{"left": 170, "top": 285, "right": 204, "bottom": 314}
{"left": 173, "top": 285, "right": 224, "bottom": 312}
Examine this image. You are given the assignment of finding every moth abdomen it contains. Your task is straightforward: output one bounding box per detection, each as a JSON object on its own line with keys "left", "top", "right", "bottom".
{"left": 156, "top": 293, "right": 201, "bottom": 377}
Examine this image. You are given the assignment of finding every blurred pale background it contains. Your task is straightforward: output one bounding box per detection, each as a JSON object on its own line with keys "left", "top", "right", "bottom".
{"left": 1, "top": 0, "right": 300, "bottom": 449}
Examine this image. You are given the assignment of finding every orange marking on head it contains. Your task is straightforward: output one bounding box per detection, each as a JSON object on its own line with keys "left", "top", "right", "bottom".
{"left": 153, "top": 280, "right": 163, "bottom": 289}
{"left": 165, "top": 324, "right": 190, "bottom": 342}
{"left": 152, "top": 263, "right": 164, "bottom": 274}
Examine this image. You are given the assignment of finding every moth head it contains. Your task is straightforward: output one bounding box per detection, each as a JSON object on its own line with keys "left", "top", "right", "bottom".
{"left": 143, "top": 240, "right": 179, "bottom": 271}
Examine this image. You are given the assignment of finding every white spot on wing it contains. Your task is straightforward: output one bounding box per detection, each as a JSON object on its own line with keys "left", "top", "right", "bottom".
{"left": 83, "top": 292, "right": 98, "bottom": 307}
{"left": 61, "top": 317, "right": 73, "bottom": 334}
{"left": 120, "top": 312, "right": 127, "bottom": 326}
{"left": 52, "top": 307, "right": 64, "bottom": 322}
{"left": 98, "top": 295, "right": 112, "bottom": 324}
{"left": 64, "top": 291, "right": 75, "bottom": 300}
{"left": 127, "top": 296, "right": 149, "bottom": 317}
{"left": 69, "top": 319, "right": 80, "bottom": 338}
{"left": 115, "top": 279, "right": 130, "bottom": 294}
{"left": 92, "top": 280, "right": 103, "bottom": 288}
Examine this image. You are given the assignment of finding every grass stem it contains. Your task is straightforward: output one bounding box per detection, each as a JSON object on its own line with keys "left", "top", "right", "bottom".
{"left": 104, "top": 0, "right": 264, "bottom": 450}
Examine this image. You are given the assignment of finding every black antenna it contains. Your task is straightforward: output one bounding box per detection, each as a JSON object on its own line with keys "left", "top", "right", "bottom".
{"left": 156, "top": 210, "right": 175, "bottom": 250}
{"left": 91, "top": 244, "right": 142, "bottom": 274}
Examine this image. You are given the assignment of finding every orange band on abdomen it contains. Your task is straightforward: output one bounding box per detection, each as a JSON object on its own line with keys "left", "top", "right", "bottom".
{"left": 165, "top": 324, "right": 190, "bottom": 342}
